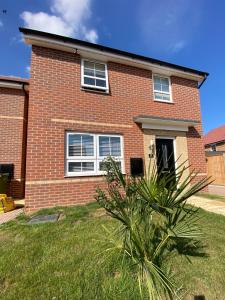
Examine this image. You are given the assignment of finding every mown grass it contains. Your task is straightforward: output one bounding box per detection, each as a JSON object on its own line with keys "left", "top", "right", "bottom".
{"left": 0, "top": 203, "right": 225, "bottom": 300}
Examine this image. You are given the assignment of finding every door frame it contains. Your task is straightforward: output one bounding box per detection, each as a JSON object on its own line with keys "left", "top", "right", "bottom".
{"left": 155, "top": 136, "right": 177, "bottom": 172}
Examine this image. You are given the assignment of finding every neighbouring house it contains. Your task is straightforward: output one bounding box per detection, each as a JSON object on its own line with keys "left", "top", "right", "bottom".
{"left": 0, "top": 76, "right": 29, "bottom": 198}
{"left": 203, "top": 126, "right": 225, "bottom": 186}
{"left": 0, "top": 27, "right": 209, "bottom": 212}
{"left": 203, "top": 125, "right": 225, "bottom": 151}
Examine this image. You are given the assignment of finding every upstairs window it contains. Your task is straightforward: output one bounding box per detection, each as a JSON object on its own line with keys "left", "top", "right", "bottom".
{"left": 153, "top": 75, "right": 172, "bottom": 102}
{"left": 81, "top": 59, "right": 109, "bottom": 92}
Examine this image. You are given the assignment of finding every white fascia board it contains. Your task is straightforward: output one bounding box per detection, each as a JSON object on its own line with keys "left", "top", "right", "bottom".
{"left": 0, "top": 81, "right": 24, "bottom": 90}
{"left": 23, "top": 35, "right": 204, "bottom": 82}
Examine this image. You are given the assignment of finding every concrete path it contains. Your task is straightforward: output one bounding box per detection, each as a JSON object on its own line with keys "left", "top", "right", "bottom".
{"left": 208, "top": 184, "right": 225, "bottom": 196}
{"left": 0, "top": 208, "right": 23, "bottom": 225}
{"left": 188, "top": 196, "right": 225, "bottom": 216}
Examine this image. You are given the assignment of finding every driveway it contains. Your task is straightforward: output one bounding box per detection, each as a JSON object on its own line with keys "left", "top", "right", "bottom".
{"left": 188, "top": 195, "right": 225, "bottom": 216}
{"left": 208, "top": 184, "right": 225, "bottom": 196}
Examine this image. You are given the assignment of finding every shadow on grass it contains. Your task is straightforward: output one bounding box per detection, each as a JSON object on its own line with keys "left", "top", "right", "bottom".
{"left": 171, "top": 238, "right": 208, "bottom": 259}
{"left": 194, "top": 296, "right": 205, "bottom": 300}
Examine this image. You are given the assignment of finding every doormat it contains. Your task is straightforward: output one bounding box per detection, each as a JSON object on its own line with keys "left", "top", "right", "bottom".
{"left": 28, "top": 214, "right": 59, "bottom": 225}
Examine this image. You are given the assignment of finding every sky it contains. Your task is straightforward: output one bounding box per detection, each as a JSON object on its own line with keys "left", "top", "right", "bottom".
{"left": 0, "top": 0, "right": 225, "bottom": 134}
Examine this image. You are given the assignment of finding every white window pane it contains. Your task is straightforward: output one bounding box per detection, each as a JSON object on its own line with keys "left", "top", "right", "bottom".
{"left": 95, "top": 63, "right": 105, "bottom": 71}
{"left": 154, "top": 92, "right": 163, "bottom": 100}
{"left": 110, "top": 137, "right": 121, "bottom": 156}
{"left": 84, "top": 77, "right": 95, "bottom": 86}
{"left": 161, "top": 78, "right": 169, "bottom": 85}
{"left": 82, "top": 135, "right": 94, "bottom": 156}
{"left": 69, "top": 135, "right": 81, "bottom": 156}
{"left": 95, "top": 70, "right": 106, "bottom": 78}
{"left": 154, "top": 76, "right": 161, "bottom": 84}
{"left": 99, "top": 136, "right": 110, "bottom": 156}
{"left": 96, "top": 79, "right": 106, "bottom": 87}
{"left": 69, "top": 162, "right": 81, "bottom": 172}
{"left": 68, "top": 162, "right": 94, "bottom": 172}
{"left": 162, "top": 94, "right": 170, "bottom": 101}
{"left": 84, "top": 68, "right": 94, "bottom": 77}
{"left": 84, "top": 61, "right": 94, "bottom": 69}
{"left": 154, "top": 83, "right": 161, "bottom": 91}
{"left": 82, "top": 162, "right": 94, "bottom": 171}
{"left": 161, "top": 85, "right": 169, "bottom": 92}
{"left": 99, "top": 160, "right": 121, "bottom": 171}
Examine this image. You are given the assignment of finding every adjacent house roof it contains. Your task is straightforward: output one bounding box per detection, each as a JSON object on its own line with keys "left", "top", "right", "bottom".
{"left": 203, "top": 125, "right": 225, "bottom": 146}
{"left": 0, "top": 76, "right": 29, "bottom": 91}
{"left": 19, "top": 27, "right": 209, "bottom": 82}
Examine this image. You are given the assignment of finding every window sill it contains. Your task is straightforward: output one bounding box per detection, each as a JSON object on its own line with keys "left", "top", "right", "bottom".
{"left": 154, "top": 99, "right": 174, "bottom": 104}
{"left": 64, "top": 174, "right": 104, "bottom": 178}
{"left": 81, "top": 87, "right": 109, "bottom": 95}
{"left": 64, "top": 172, "right": 126, "bottom": 178}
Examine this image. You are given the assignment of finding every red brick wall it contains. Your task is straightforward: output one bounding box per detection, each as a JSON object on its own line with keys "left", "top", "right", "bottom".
{"left": 25, "top": 45, "right": 207, "bottom": 211}
{"left": 0, "top": 87, "right": 28, "bottom": 198}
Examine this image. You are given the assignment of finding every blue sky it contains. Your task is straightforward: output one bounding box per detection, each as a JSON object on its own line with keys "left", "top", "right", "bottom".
{"left": 0, "top": 0, "right": 225, "bottom": 134}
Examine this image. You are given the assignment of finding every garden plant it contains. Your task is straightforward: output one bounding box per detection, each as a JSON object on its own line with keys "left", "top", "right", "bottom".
{"left": 95, "top": 157, "right": 211, "bottom": 300}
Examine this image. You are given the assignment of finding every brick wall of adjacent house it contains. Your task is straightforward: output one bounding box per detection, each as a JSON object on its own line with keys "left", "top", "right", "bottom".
{"left": 0, "top": 87, "right": 28, "bottom": 198}
{"left": 25, "top": 45, "right": 207, "bottom": 211}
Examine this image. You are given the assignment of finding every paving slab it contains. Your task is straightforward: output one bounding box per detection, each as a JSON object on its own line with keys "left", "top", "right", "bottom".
{"left": 208, "top": 184, "right": 225, "bottom": 196}
{"left": 188, "top": 196, "right": 225, "bottom": 216}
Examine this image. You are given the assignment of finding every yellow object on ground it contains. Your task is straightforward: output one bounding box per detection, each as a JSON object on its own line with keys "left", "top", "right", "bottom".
{"left": 0, "top": 194, "right": 15, "bottom": 213}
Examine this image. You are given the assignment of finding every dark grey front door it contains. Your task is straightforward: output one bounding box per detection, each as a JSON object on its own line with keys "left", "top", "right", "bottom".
{"left": 156, "top": 138, "right": 175, "bottom": 183}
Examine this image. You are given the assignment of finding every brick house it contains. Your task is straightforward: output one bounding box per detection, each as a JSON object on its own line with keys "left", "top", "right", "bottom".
{"left": 0, "top": 27, "right": 209, "bottom": 211}
{"left": 204, "top": 125, "right": 225, "bottom": 151}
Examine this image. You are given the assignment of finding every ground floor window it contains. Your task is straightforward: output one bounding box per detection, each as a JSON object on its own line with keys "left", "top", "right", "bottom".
{"left": 66, "top": 132, "right": 124, "bottom": 176}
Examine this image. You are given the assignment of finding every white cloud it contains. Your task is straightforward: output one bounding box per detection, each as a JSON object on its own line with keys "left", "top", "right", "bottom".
{"left": 21, "top": 0, "right": 98, "bottom": 43}
{"left": 170, "top": 40, "right": 187, "bottom": 53}
{"left": 26, "top": 65, "right": 30, "bottom": 74}
{"left": 21, "top": 12, "right": 74, "bottom": 36}
{"left": 82, "top": 28, "right": 98, "bottom": 43}
{"left": 138, "top": 0, "right": 203, "bottom": 54}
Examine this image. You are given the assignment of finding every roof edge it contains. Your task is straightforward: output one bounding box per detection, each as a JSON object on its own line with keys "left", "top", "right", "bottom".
{"left": 0, "top": 76, "right": 29, "bottom": 84}
{"left": 19, "top": 27, "right": 209, "bottom": 78}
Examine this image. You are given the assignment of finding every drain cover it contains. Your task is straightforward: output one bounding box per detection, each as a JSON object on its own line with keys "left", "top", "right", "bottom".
{"left": 28, "top": 214, "right": 59, "bottom": 224}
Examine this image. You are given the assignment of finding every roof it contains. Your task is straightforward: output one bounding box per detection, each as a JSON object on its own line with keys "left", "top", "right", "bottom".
{"left": 134, "top": 115, "right": 200, "bottom": 124}
{"left": 0, "top": 76, "right": 29, "bottom": 84}
{"left": 19, "top": 27, "right": 209, "bottom": 79}
{"left": 203, "top": 125, "right": 225, "bottom": 145}
{"left": 134, "top": 115, "right": 199, "bottom": 132}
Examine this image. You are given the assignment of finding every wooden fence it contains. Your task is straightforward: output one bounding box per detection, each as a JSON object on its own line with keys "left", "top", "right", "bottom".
{"left": 205, "top": 151, "right": 225, "bottom": 185}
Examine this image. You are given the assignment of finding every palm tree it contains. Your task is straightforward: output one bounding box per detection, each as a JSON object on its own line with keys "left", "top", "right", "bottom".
{"left": 95, "top": 157, "right": 211, "bottom": 299}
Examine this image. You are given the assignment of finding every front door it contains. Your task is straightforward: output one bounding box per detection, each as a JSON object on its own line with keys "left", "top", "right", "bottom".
{"left": 156, "top": 138, "right": 176, "bottom": 184}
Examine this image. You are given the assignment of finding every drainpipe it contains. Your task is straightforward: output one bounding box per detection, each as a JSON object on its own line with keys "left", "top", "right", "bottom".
{"left": 21, "top": 83, "right": 29, "bottom": 199}
{"left": 198, "top": 74, "right": 208, "bottom": 89}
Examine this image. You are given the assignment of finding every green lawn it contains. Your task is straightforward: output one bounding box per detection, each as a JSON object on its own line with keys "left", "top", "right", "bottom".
{"left": 0, "top": 203, "right": 225, "bottom": 300}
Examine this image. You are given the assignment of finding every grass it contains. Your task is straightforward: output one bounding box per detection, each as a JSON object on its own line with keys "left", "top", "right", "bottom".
{"left": 0, "top": 203, "right": 225, "bottom": 299}
{"left": 196, "top": 192, "right": 225, "bottom": 203}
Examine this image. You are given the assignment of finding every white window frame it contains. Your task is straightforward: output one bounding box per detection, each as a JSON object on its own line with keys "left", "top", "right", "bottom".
{"left": 97, "top": 134, "right": 125, "bottom": 175}
{"left": 66, "top": 132, "right": 97, "bottom": 176}
{"left": 153, "top": 74, "right": 172, "bottom": 103}
{"left": 66, "top": 132, "right": 124, "bottom": 177}
{"left": 81, "top": 59, "right": 109, "bottom": 92}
